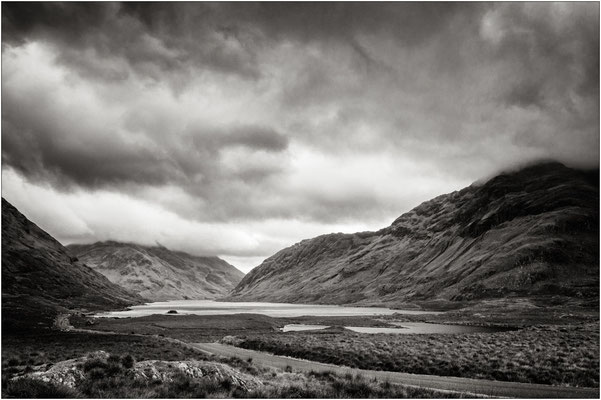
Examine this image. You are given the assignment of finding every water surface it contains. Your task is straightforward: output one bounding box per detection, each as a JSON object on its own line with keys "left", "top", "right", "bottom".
{"left": 95, "top": 300, "right": 439, "bottom": 318}
{"left": 282, "top": 322, "right": 507, "bottom": 334}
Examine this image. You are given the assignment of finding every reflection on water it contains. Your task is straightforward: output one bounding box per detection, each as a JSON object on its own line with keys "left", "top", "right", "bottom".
{"left": 95, "top": 300, "right": 441, "bottom": 318}
{"left": 281, "top": 322, "right": 508, "bottom": 334}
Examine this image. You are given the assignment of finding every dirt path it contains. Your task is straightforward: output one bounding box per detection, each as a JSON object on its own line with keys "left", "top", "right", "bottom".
{"left": 192, "top": 342, "right": 599, "bottom": 399}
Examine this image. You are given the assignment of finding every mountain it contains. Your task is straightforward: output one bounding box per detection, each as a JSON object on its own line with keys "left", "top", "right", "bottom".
{"left": 67, "top": 242, "right": 245, "bottom": 301}
{"left": 2, "top": 199, "right": 143, "bottom": 332}
{"left": 229, "top": 162, "right": 599, "bottom": 305}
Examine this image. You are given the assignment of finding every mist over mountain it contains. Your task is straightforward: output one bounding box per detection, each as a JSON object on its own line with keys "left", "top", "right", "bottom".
{"left": 68, "top": 242, "right": 244, "bottom": 301}
{"left": 229, "top": 162, "right": 599, "bottom": 305}
{"left": 1, "top": 199, "right": 142, "bottom": 332}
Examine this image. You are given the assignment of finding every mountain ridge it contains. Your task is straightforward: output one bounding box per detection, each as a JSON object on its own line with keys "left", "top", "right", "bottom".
{"left": 229, "top": 162, "right": 599, "bottom": 305}
{"left": 68, "top": 241, "right": 245, "bottom": 301}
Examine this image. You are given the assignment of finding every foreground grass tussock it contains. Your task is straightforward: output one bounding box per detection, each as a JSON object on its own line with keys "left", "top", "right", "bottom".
{"left": 232, "top": 323, "right": 599, "bottom": 387}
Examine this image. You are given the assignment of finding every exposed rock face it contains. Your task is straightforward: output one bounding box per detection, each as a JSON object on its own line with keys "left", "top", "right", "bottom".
{"left": 67, "top": 242, "right": 245, "bottom": 301}
{"left": 18, "top": 351, "right": 260, "bottom": 390}
{"left": 23, "top": 355, "right": 88, "bottom": 388}
{"left": 132, "top": 360, "right": 260, "bottom": 390}
{"left": 229, "top": 162, "right": 599, "bottom": 305}
{"left": 1, "top": 199, "right": 143, "bottom": 331}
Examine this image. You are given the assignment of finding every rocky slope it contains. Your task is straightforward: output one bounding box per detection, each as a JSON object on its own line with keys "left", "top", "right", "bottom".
{"left": 67, "top": 242, "right": 244, "bottom": 301}
{"left": 229, "top": 162, "right": 599, "bottom": 305}
{"left": 2, "top": 199, "right": 143, "bottom": 332}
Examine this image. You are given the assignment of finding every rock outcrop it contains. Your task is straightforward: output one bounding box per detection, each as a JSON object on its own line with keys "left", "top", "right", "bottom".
{"left": 17, "top": 351, "right": 260, "bottom": 390}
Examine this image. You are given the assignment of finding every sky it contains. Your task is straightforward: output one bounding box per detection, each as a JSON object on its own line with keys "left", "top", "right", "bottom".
{"left": 2, "top": 2, "right": 599, "bottom": 273}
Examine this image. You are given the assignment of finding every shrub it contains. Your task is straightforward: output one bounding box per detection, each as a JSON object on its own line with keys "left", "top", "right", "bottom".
{"left": 107, "top": 354, "right": 121, "bottom": 364}
{"left": 235, "top": 324, "right": 599, "bottom": 387}
{"left": 308, "top": 370, "right": 334, "bottom": 381}
{"left": 105, "top": 363, "right": 122, "bottom": 377}
{"left": 231, "top": 386, "right": 248, "bottom": 398}
{"left": 5, "top": 378, "right": 80, "bottom": 398}
{"left": 88, "top": 367, "right": 106, "bottom": 380}
{"left": 121, "top": 355, "right": 135, "bottom": 369}
{"left": 7, "top": 358, "right": 20, "bottom": 367}
{"left": 219, "top": 377, "right": 233, "bottom": 390}
{"left": 83, "top": 358, "right": 108, "bottom": 373}
{"left": 341, "top": 380, "right": 373, "bottom": 397}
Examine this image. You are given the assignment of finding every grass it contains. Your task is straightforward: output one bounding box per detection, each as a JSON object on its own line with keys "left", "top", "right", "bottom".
{"left": 1, "top": 318, "right": 478, "bottom": 399}
{"left": 231, "top": 322, "right": 599, "bottom": 387}
{"left": 1, "top": 329, "right": 210, "bottom": 393}
{"left": 241, "top": 371, "right": 475, "bottom": 398}
{"left": 4, "top": 378, "right": 80, "bottom": 398}
{"left": 2, "top": 331, "right": 205, "bottom": 368}
{"left": 381, "top": 296, "right": 600, "bottom": 327}
{"left": 70, "top": 313, "right": 283, "bottom": 342}
{"left": 2, "top": 350, "right": 470, "bottom": 398}
{"left": 5, "top": 301, "right": 598, "bottom": 397}
{"left": 1, "top": 329, "right": 266, "bottom": 390}
{"left": 67, "top": 306, "right": 600, "bottom": 388}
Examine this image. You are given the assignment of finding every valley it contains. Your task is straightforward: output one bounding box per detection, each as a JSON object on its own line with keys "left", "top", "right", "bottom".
{"left": 2, "top": 162, "right": 599, "bottom": 398}
{"left": 3, "top": 301, "right": 597, "bottom": 398}
{"left": 3, "top": 1, "right": 599, "bottom": 398}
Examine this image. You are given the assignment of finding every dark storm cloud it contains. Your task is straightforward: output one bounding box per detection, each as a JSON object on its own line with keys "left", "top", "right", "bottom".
{"left": 194, "top": 126, "right": 289, "bottom": 153}
{"left": 485, "top": 4, "right": 599, "bottom": 110}
{"left": 2, "top": 2, "right": 261, "bottom": 81}
{"left": 2, "top": 2, "right": 112, "bottom": 44}
{"left": 2, "top": 2, "right": 599, "bottom": 232}
{"left": 2, "top": 92, "right": 288, "bottom": 191}
{"left": 121, "top": 2, "right": 471, "bottom": 45}
{"left": 2, "top": 121, "right": 177, "bottom": 189}
{"left": 2, "top": 2, "right": 478, "bottom": 83}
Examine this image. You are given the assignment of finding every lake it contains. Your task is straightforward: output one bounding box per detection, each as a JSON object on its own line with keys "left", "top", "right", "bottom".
{"left": 95, "top": 300, "right": 441, "bottom": 318}
{"left": 281, "top": 322, "right": 509, "bottom": 334}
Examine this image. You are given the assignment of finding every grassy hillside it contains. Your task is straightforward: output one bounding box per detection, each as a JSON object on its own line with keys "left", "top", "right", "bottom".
{"left": 1, "top": 199, "right": 143, "bottom": 332}
{"left": 229, "top": 162, "right": 599, "bottom": 305}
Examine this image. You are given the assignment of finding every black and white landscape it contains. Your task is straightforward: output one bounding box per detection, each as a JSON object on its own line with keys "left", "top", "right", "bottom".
{"left": 1, "top": 2, "right": 599, "bottom": 399}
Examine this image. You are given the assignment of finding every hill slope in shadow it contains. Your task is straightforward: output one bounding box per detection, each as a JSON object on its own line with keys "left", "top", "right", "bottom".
{"left": 2, "top": 199, "right": 143, "bottom": 332}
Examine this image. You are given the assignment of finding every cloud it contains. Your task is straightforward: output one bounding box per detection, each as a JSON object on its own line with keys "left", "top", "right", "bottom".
{"left": 1, "top": 3, "right": 598, "bottom": 270}
{"left": 1, "top": 41, "right": 289, "bottom": 203}
{"left": 2, "top": 167, "right": 381, "bottom": 272}
{"left": 482, "top": 3, "right": 599, "bottom": 112}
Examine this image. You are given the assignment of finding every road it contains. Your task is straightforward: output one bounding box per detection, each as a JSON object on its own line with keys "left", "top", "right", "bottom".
{"left": 191, "top": 342, "right": 600, "bottom": 399}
